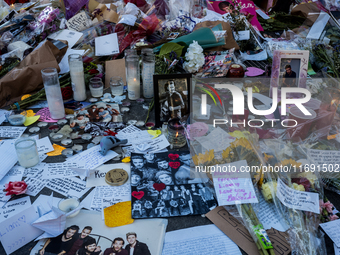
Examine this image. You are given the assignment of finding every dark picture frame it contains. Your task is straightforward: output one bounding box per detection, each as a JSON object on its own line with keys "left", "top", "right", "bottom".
{"left": 153, "top": 74, "right": 192, "bottom": 127}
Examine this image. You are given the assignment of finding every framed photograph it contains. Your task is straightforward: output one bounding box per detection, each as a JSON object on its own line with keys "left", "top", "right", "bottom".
{"left": 153, "top": 74, "right": 191, "bottom": 127}
{"left": 270, "top": 50, "right": 309, "bottom": 97}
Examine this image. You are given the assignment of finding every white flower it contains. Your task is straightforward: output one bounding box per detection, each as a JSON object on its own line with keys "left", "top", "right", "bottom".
{"left": 183, "top": 41, "right": 205, "bottom": 73}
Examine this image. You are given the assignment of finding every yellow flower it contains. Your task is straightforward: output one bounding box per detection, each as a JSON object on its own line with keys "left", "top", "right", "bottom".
{"left": 222, "top": 147, "right": 232, "bottom": 159}
{"left": 21, "top": 94, "right": 31, "bottom": 100}
{"left": 264, "top": 153, "right": 274, "bottom": 162}
{"left": 122, "top": 157, "right": 131, "bottom": 163}
{"left": 192, "top": 154, "right": 199, "bottom": 165}
{"left": 277, "top": 159, "right": 301, "bottom": 168}
{"left": 229, "top": 131, "right": 251, "bottom": 139}
{"left": 292, "top": 183, "right": 305, "bottom": 191}
{"left": 261, "top": 181, "right": 277, "bottom": 202}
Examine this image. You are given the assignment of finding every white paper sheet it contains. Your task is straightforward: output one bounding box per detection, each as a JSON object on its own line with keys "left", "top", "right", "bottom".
{"left": 240, "top": 49, "right": 268, "bottom": 61}
{"left": 307, "top": 11, "right": 330, "bottom": 39}
{"left": 257, "top": 193, "right": 289, "bottom": 232}
{"left": 276, "top": 178, "right": 319, "bottom": 214}
{"left": 0, "top": 140, "right": 18, "bottom": 181}
{"left": 118, "top": 14, "right": 137, "bottom": 26}
{"left": 0, "top": 165, "right": 24, "bottom": 186}
{"left": 25, "top": 178, "right": 46, "bottom": 197}
{"left": 117, "top": 128, "right": 152, "bottom": 145}
{"left": 95, "top": 33, "right": 119, "bottom": 56}
{"left": 33, "top": 194, "right": 61, "bottom": 217}
{"left": 41, "top": 162, "right": 80, "bottom": 179}
{"left": 307, "top": 149, "right": 340, "bottom": 166}
{"left": 162, "top": 224, "right": 242, "bottom": 255}
{"left": 59, "top": 49, "right": 85, "bottom": 74}
{"left": 320, "top": 220, "right": 340, "bottom": 247}
{"left": 67, "top": 145, "right": 118, "bottom": 170}
{"left": 133, "top": 135, "right": 170, "bottom": 153}
{"left": 0, "top": 197, "right": 31, "bottom": 223}
{"left": 195, "top": 127, "right": 235, "bottom": 152}
{"left": 0, "top": 109, "right": 9, "bottom": 125}
{"left": 46, "top": 177, "right": 89, "bottom": 197}
{"left": 233, "top": 30, "right": 250, "bottom": 41}
{"left": 0, "top": 126, "right": 26, "bottom": 138}
{"left": 213, "top": 160, "right": 259, "bottom": 206}
{"left": 49, "top": 29, "right": 83, "bottom": 48}
{"left": 256, "top": 9, "right": 270, "bottom": 19}
{"left": 36, "top": 137, "right": 54, "bottom": 155}
{"left": 86, "top": 163, "right": 131, "bottom": 187}
{"left": 0, "top": 206, "right": 43, "bottom": 255}
{"left": 23, "top": 165, "right": 44, "bottom": 179}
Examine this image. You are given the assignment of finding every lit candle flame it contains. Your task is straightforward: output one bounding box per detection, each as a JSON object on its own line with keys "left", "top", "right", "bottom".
{"left": 11, "top": 4, "right": 14, "bottom": 7}
{"left": 176, "top": 132, "right": 178, "bottom": 137}
{"left": 331, "top": 99, "right": 337, "bottom": 105}
{"left": 134, "top": 78, "right": 136, "bottom": 82}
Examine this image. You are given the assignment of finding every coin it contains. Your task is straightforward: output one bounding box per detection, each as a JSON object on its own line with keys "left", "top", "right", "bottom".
{"left": 105, "top": 169, "right": 129, "bottom": 186}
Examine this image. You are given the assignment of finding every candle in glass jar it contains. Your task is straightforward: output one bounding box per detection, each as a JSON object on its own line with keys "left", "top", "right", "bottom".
{"left": 69, "top": 54, "right": 86, "bottom": 101}
{"left": 128, "top": 78, "right": 140, "bottom": 100}
{"left": 167, "top": 118, "right": 187, "bottom": 148}
{"left": 58, "top": 197, "right": 80, "bottom": 218}
{"left": 15, "top": 138, "right": 40, "bottom": 168}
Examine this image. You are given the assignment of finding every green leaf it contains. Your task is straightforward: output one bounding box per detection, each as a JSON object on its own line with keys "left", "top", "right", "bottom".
{"left": 159, "top": 42, "right": 185, "bottom": 59}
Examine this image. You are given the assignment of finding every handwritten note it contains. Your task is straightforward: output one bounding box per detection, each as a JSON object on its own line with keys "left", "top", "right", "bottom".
{"left": 36, "top": 137, "right": 54, "bottom": 155}
{"left": 67, "top": 145, "right": 118, "bottom": 169}
{"left": 41, "top": 162, "right": 80, "bottom": 179}
{"left": 0, "top": 110, "right": 9, "bottom": 125}
{"left": 0, "top": 140, "right": 18, "bottom": 181}
{"left": 276, "top": 178, "right": 319, "bottom": 214}
{"left": 133, "top": 135, "right": 170, "bottom": 153}
{"left": 86, "top": 163, "right": 131, "bottom": 187}
{"left": 0, "top": 165, "right": 24, "bottom": 186}
{"left": 66, "top": 11, "right": 92, "bottom": 31}
{"left": 95, "top": 33, "right": 119, "bottom": 56}
{"left": 0, "top": 206, "right": 43, "bottom": 255}
{"left": 46, "top": 177, "right": 88, "bottom": 197}
{"left": 117, "top": 127, "right": 152, "bottom": 145}
{"left": 162, "top": 225, "right": 242, "bottom": 255}
{"left": 0, "top": 126, "right": 26, "bottom": 138}
{"left": 213, "top": 160, "right": 258, "bottom": 206}
{"left": 25, "top": 178, "right": 46, "bottom": 197}
{"left": 308, "top": 149, "right": 340, "bottom": 166}
{"left": 257, "top": 193, "right": 289, "bottom": 232}
{"left": 0, "top": 197, "right": 31, "bottom": 223}
{"left": 320, "top": 220, "right": 340, "bottom": 247}
{"left": 23, "top": 166, "right": 44, "bottom": 179}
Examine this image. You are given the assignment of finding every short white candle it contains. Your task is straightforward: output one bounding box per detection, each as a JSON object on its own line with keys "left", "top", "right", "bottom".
{"left": 128, "top": 78, "right": 140, "bottom": 100}
{"left": 58, "top": 197, "right": 80, "bottom": 218}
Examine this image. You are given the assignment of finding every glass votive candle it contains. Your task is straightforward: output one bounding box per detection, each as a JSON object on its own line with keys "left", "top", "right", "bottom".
{"left": 37, "top": 121, "right": 48, "bottom": 128}
{"left": 167, "top": 118, "right": 187, "bottom": 149}
{"left": 6, "top": 110, "right": 27, "bottom": 126}
{"left": 58, "top": 197, "right": 80, "bottom": 218}
{"left": 89, "top": 77, "right": 104, "bottom": 97}
{"left": 15, "top": 138, "right": 40, "bottom": 168}
{"left": 29, "top": 127, "right": 40, "bottom": 134}
{"left": 110, "top": 76, "right": 124, "bottom": 96}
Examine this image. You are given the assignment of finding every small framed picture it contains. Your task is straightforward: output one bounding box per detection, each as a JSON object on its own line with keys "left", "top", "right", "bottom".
{"left": 153, "top": 74, "right": 191, "bottom": 127}
{"left": 270, "top": 50, "right": 309, "bottom": 96}
{"left": 167, "top": 32, "right": 180, "bottom": 40}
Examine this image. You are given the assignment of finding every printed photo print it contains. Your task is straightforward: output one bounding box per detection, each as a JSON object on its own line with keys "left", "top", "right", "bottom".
{"left": 31, "top": 210, "right": 166, "bottom": 255}
{"left": 130, "top": 152, "right": 217, "bottom": 218}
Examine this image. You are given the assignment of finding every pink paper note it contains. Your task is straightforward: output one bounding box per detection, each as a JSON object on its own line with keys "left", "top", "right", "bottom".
{"left": 36, "top": 108, "right": 59, "bottom": 122}
{"left": 245, "top": 67, "right": 265, "bottom": 76}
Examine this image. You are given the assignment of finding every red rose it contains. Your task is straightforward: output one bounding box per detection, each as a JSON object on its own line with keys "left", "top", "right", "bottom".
{"left": 61, "top": 87, "right": 73, "bottom": 100}
{"left": 4, "top": 181, "right": 28, "bottom": 196}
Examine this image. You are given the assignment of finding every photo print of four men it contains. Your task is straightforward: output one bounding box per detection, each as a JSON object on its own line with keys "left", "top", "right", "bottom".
{"left": 130, "top": 152, "right": 217, "bottom": 218}
{"left": 38, "top": 226, "right": 150, "bottom": 255}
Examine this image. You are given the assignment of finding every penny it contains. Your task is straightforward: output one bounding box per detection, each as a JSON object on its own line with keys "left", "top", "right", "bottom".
{"left": 105, "top": 168, "right": 128, "bottom": 186}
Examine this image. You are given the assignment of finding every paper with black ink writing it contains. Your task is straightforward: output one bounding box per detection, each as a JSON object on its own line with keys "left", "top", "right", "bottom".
{"left": 0, "top": 205, "right": 43, "bottom": 255}
{"left": 0, "top": 126, "right": 26, "bottom": 138}
{"left": 320, "top": 220, "right": 340, "bottom": 248}
{"left": 41, "top": 162, "right": 80, "bottom": 179}
{"left": 36, "top": 137, "right": 54, "bottom": 155}
{"left": 162, "top": 224, "right": 242, "bottom": 255}
{"left": 46, "top": 177, "right": 89, "bottom": 197}
{"left": 133, "top": 134, "right": 170, "bottom": 153}
{"left": 25, "top": 178, "right": 46, "bottom": 197}
{"left": 0, "top": 165, "right": 24, "bottom": 186}
{"left": 257, "top": 193, "right": 289, "bottom": 232}
{"left": 49, "top": 29, "right": 83, "bottom": 49}
{"left": 67, "top": 145, "right": 118, "bottom": 170}
{"left": 66, "top": 11, "right": 92, "bottom": 31}
{"left": 276, "top": 178, "right": 319, "bottom": 214}
{"left": 308, "top": 149, "right": 340, "bottom": 167}
{"left": 213, "top": 160, "right": 258, "bottom": 206}
{"left": 95, "top": 33, "right": 120, "bottom": 56}
{"left": 0, "top": 197, "right": 31, "bottom": 223}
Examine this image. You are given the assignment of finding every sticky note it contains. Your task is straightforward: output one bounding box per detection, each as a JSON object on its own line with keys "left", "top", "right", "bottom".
{"left": 104, "top": 201, "right": 134, "bottom": 227}
{"left": 47, "top": 144, "right": 66, "bottom": 156}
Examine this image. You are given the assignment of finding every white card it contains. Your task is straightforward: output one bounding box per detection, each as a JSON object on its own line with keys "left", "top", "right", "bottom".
{"left": 95, "top": 33, "right": 120, "bottom": 56}
{"left": 41, "top": 162, "right": 80, "bottom": 179}
{"left": 213, "top": 160, "right": 259, "bottom": 206}
{"left": 0, "top": 126, "right": 26, "bottom": 138}
{"left": 25, "top": 178, "right": 46, "bottom": 197}
{"left": 0, "top": 197, "right": 31, "bottom": 223}
{"left": 0, "top": 140, "right": 18, "bottom": 181}
{"left": 0, "top": 206, "right": 43, "bottom": 255}
{"left": 320, "top": 220, "right": 340, "bottom": 247}
{"left": 233, "top": 30, "right": 250, "bottom": 41}
{"left": 46, "top": 177, "right": 88, "bottom": 197}
{"left": 308, "top": 149, "right": 340, "bottom": 166}
{"left": 58, "top": 49, "right": 85, "bottom": 74}
{"left": 276, "top": 178, "right": 319, "bottom": 214}
{"left": 36, "top": 137, "right": 54, "bottom": 155}
{"left": 49, "top": 29, "right": 83, "bottom": 48}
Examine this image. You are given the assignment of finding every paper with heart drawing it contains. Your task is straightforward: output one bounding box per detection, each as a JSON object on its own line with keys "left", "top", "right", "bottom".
{"left": 0, "top": 197, "right": 31, "bottom": 223}
{"left": 130, "top": 151, "right": 216, "bottom": 219}
{"left": 0, "top": 205, "right": 43, "bottom": 255}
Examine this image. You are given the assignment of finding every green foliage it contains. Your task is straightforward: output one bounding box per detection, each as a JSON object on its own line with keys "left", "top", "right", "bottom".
{"left": 159, "top": 42, "right": 184, "bottom": 59}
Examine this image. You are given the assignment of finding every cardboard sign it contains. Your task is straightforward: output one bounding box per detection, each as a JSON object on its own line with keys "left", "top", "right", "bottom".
{"left": 206, "top": 206, "right": 291, "bottom": 255}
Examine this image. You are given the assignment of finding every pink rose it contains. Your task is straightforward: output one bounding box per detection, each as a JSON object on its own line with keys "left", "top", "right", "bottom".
{"left": 330, "top": 215, "right": 339, "bottom": 221}
{"left": 4, "top": 181, "right": 28, "bottom": 196}
{"left": 324, "top": 201, "right": 334, "bottom": 213}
